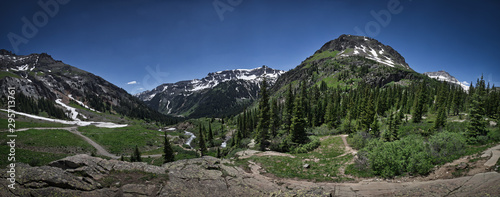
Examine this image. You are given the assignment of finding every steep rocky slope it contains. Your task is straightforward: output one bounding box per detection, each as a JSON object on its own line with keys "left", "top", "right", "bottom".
{"left": 136, "top": 66, "right": 284, "bottom": 118}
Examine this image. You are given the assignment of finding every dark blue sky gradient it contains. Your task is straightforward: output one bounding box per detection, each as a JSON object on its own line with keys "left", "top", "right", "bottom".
{"left": 1, "top": 0, "right": 499, "bottom": 93}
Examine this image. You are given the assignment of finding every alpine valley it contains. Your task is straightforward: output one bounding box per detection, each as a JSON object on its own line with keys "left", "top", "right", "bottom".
{"left": 1, "top": 35, "right": 499, "bottom": 197}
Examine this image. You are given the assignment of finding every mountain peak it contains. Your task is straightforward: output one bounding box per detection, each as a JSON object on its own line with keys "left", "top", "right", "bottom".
{"left": 315, "top": 35, "right": 410, "bottom": 69}
{"left": 424, "top": 70, "right": 469, "bottom": 91}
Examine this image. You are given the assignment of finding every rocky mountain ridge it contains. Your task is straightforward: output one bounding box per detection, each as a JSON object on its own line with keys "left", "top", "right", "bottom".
{"left": 0, "top": 50, "right": 178, "bottom": 123}
{"left": 136, "top": 66, "right": 284, "bottom": 118}
{"left": 314, "top": 34, "right": 411, "bottom": 69}
{"left": 424, "top": 70, "right": 470, "bottom": 90}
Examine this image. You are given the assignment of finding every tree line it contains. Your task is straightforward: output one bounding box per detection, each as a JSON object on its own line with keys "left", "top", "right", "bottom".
{"left": 231, "top": 75, "right": 500, "bottom": 151}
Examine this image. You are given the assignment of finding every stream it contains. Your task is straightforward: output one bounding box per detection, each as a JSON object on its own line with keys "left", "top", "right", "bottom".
{"left": 184, "top": 131, "right": 196, "bottom": 148}
{"left": 221, "top": 137, "right": 230, "bottom": 148}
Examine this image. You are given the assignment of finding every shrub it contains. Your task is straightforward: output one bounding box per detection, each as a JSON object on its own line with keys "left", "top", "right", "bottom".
{"left": 444, "top": 122, "right": 468, "bottom": 133}
{"left": 269, "top": 135, "right": 290, "bottom": 152}
{"left": 487, "top": 128, "right": 500, "bottom": 142}
{"left": 475, "top": 135, "right": 489, "bottom": 145}
{"left": 308, "top": 124, "right": 339, "bottom": 136}
{"left": 347, "top": 131, "right": 371, "bottom": 150}
{"left": 397, "top": 122, "right": 433, "bottom": 138}
{"left": 368, "top": 135, "right": 433, "bottom": 177}
{"left": 290, "top": 136, "right": 321, "bottom": 154}
{"left": 428, "top": 131, "right": 466, "bottom": 164}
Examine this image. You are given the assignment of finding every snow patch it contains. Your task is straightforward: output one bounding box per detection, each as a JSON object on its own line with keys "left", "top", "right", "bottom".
{"left": 68, "top": 95, "right": 100, "bottom": 113}
{"left": 369, "top": 48, "right": 378, "bottom": 57}
{"left": 17, "top": 64, "right": 29, "bottom": 71}
{"left": 1, "top": 109, "right": 128, "bottom": 128}
{"left": 56, "top": 99, "right": 81, "bottom": 121}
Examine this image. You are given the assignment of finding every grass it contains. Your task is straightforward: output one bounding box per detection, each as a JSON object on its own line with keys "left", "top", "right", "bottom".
{"left": 306, "top": 50, "right": 340, "bottom": 63}
{"left": 0, "top": 71, "right": 21, "bottom": 79}
{"left": 79, "top": 125, "right": 166, "bottom": 155}
{"left": 0, "top": 118, "right": 68, "bottom": 129}
{"left": 1, "top": 129, "right": 96, "bottom": 153}
{"left": 496, "top": 156, "right": 500, "bottom": 173}
{"left": 141, "top": 156, "right": 165, "bottom": 166}
{"left": 345, "top": 163, "right": 374, "bottom": 178}
{"left": 68, "top": 100, "right": 95, "bottom": 113}
{"left": 0, "top": 146, "right": 68, "bottom": 167}
{"left": 241, "top": 136, "right": 353, "bottom": 182}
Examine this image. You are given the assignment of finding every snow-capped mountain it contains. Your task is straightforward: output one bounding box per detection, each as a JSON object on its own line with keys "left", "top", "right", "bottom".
{"left": 424, "top": 70, "right": 469, "bottom": 91}
{"left": 0, "top": 49, "right": 177, "bottom": 124}
{"left": 136, "top": 66, "right": 284, "bottom": 118}
{"left": 314, "top": 34, "right": 411, "bottom": 69}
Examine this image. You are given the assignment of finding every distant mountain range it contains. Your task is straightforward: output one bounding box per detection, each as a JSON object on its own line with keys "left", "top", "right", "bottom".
{"left": 135, "top": 66, "right": 284, "bottom": 118}
{"left": 1, "top": 34, "right": 470, "bottom": 121}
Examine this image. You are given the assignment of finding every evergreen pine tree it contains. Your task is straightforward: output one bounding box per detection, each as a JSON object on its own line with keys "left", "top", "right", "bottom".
{"left": 132, "top": 145, "right": 142, "bottom": 162}
{"left": 467, "top": 76, "right": 487, "bottom": 141}
{"left": 360, "top": 91, "right": 375, "bottom": 132}
{"left": 269, "top": 98, "right": 280, "bottom": 137}
{"left": 412, "top": 82, "right": 426, "bottom": 123}
{"left": 283, "top": 83, "right": 294, "bottom": 132}
{"left": 208, "top": 122, "right": 214, "bottom": 147}
{"left": 370, "top": 116, "right": 380, "bottom": 137}
{"left": 325, "top": 93, "right": 336, "bottom": 129}
{"left": 434, "top": 105, "right": 446, "bottom": 130}
{"left": 290, "top": 82, "right": 307, "bottom": 144}
{"left": 163, "top": 134, "right": 175, "bottom": 163}
{"left": 198, "top": 124, "right": 207, "bottom": 156}
{"left": 255, "top": 78, "right": 270, "bottom": 151}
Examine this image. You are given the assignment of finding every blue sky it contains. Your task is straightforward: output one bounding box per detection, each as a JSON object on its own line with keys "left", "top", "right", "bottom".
{"left": 1, "top": 0, "right": 499, "bottom": 94}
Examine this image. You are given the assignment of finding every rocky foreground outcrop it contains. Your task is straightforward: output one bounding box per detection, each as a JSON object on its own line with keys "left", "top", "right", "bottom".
{"left": 1, "top": 154, "right": 500, "bottom": 197}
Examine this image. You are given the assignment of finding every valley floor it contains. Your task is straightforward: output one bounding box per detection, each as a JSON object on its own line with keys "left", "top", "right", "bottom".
{"left": 2, "top": 120, "right": 499, "bottom": 196}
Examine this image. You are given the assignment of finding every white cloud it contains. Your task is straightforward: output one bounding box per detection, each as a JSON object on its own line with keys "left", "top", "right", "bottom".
{"left": 461, "top": 81, "right": 470, "bottom": 86}
{"left": 127, "top": 81, "right": 138, "bottom": 85}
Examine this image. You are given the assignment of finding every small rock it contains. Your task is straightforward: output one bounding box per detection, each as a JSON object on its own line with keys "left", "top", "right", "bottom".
{"left": 456, "top": 162, "right": 468, "bottom": 170}
{"left": 303, "top": 164, "right": 310, "bottom": 169}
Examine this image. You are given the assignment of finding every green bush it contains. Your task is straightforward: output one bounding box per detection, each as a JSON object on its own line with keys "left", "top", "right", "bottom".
{"left": 444, "top": 122, "right": 468, "bottom": 133}
{"left": 487, "top": 128, "right": 500, "bottom": 142}
{"left": 347, "top": 131, "right": 372, "bottom": 150}
{"left": 428, "top": 131, "right": 466, "bottom": 164}
{"left": 269, "top": 135, "right": 290, "bottom": 152}
{"left": 368, "top": 135, "right": 433, "bottom": 177}
{"left": 308, "top": 124, "right": 339, "bottom": 136}
{"left": 290, "top": 136, "right": 321, "bottom": 154}
{"left": 397, "top": 122, "right": 433, "bottom": 138}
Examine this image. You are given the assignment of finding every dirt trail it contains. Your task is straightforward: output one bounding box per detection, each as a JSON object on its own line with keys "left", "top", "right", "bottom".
{"left": 239, "top": 135, "right": 500, "bottom": 196}
{"left": 338, "top": 134, "right": 357, "bottom": 157}
{"left": 243, "top": 152, "right": 500, "bottom": 196}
